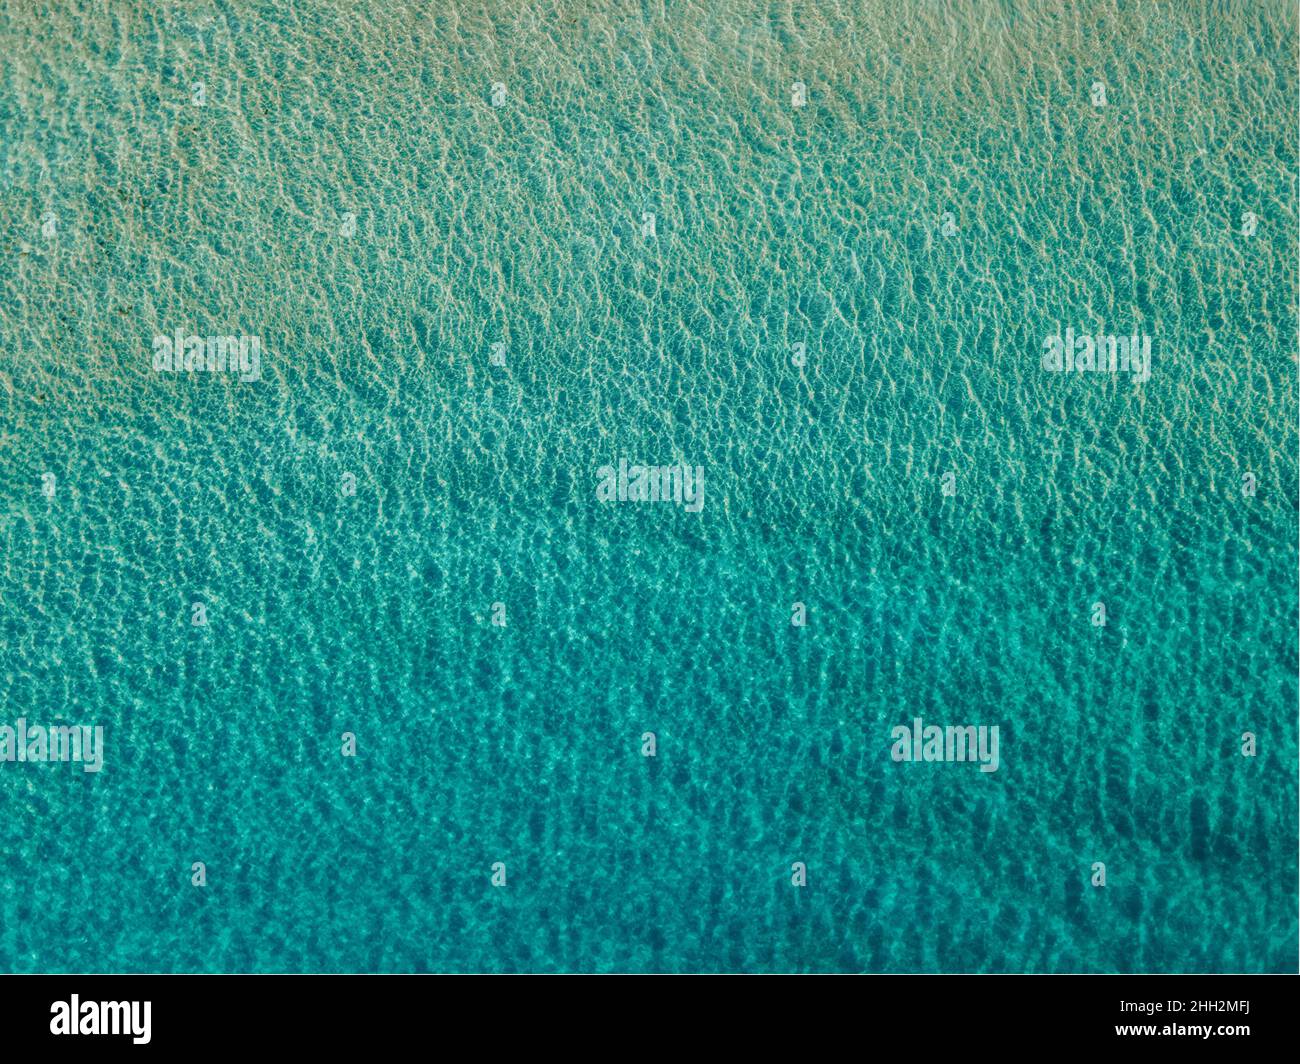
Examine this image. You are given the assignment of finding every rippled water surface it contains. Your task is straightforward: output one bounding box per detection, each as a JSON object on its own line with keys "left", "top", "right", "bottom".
{"left": 0, "top": 1, "right": 1296, "bottom": 972}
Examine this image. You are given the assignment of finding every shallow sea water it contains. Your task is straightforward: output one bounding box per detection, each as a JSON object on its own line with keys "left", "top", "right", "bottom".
{"left": 0, "top": 1, "right": 1296, "bottom": 971}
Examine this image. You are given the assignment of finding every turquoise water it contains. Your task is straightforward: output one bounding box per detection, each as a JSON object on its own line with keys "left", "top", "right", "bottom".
{"left": 1, "top": 0, "right": 1296, "bottom": 972}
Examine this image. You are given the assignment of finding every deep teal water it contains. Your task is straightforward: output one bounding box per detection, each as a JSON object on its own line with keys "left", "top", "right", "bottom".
{"left": 1, "top": 1, "right": 1297, "bottom": 972}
